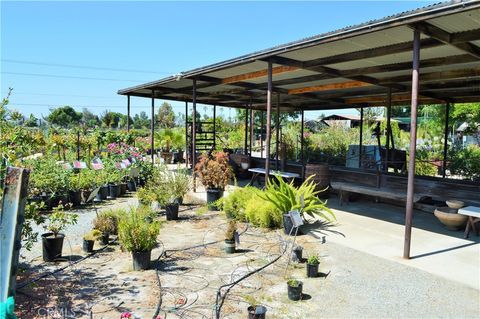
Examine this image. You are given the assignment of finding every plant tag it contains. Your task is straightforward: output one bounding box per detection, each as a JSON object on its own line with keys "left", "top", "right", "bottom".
{"left": 289, "top": 210, "right": 304, "bottom": 228}
{"left": 73, "top": 161, "right": 87, "bottom": 169}
{"left": 122, "top": 159, "right": 131, "bottom": 167}
{"left": 234, "top": 231, "right": 240, "bottom": 245}
{"left": 91, "top": 162, "right": 104, "bottom": 170}
{"left": 62, "top": 163, "right": 72, "bottom": 170}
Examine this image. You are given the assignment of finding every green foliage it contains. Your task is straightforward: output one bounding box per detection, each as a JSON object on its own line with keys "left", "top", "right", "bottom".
{"left": 287, "top": 279, "right": 301, "bottom": 287}
{"left": 27, "top": 157, "right": 70, "bottom": 196}
{"left": 258, "top": 175, "right": 335, "bottom": 222}
{"left": 118, "top": 207, "right": 161, "bottom": 252}
{"left": 22, "top": 202, "right": 46, "bottom": 250}
{"left": 154, "top": 128, "right": 184, "bottom": 152}
{"left": 244, "top": 195, "right": 281, "bottom": 228}
{"left": 43, "top": 204, "right": 78, "bottom": 237}
{"left": 219, "top": 186, "right": 256, "bottom": 220}
{"left": 306, "top": 124, "right": 359, "bottom": 164}
{"left": 83, "top": 229, "right": 102, "bottom": 241}
{"left": 452, "top": 103, "right": 480, "bottom": 142}
{"left": 449, "top": 144, "right": 480, "bottom": 181}
{"left": 46, "top": 106, "right": 82, "bottom": 128}
{"left": 307, "top": 255, "right": 319, "bottom": 265}
{"left": 93, "top": 210, "right": 120, "bottom": 234}
{"left": 157, "top": 102, "right": 176, "bottom": 128}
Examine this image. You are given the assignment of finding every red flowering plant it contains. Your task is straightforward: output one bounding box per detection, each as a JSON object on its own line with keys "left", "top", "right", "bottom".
{"left": 194, "top": 151, "right": 233, "bottom": 190}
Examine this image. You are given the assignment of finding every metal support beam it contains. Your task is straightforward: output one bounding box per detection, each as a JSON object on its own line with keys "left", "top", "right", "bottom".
{"left": 249, "top": 105, "right": 254, "bottom": 157}
{"left": 127, "top": 95, "right": 131, "bottom": 132}
{"left": 443, "top": 102, "right": 450, "bottom": 178}
{"left": 260, "top": 111, "right": 264, "bottom": 158}
{"left": 276, "top": 93, "right": 280, "bottom": 170}
{"left": 404, "top": 30, "right": 421, "bottom": 260}
{"left": 359, "top": 107, "right": 364, "bottom": 168}
{"left": 265, "top": 61, "right": 273, "bottom": 184}
{"left": 244, "top": 106, "right": 249, "bottom": 154}
{"left": 301, "top": 110, "right": 305, "bottom": 179}
{"left": 185, "top": 101, "right": 188, "bottom": 168}
{"left": 213, "top": 104, "right": 217, "bottom": 150}
{"left": 150, "top": 90, "right": 155, "bottom": 164}
{"left": 385, "top": 88, "right": 392, "bottom": 172}
{"left": 192, "top": 79, "right": 197, "bottom": 191}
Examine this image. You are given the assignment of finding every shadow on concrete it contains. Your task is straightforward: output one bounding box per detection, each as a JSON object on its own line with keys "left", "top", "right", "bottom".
{"left": 410, "top": 242, "right": 479, "bottom": 259}
{"left": 301, "top": 220, "right": 345, "bottom": 238}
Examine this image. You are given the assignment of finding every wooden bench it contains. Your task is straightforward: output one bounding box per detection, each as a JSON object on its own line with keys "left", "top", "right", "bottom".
{"left": 331, "top": 181, "right": 424, "bottom": 206}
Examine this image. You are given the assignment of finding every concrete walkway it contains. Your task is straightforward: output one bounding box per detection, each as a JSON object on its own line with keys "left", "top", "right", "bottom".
{"left": 305, "top": 196, "right": 480, "bottom": 291}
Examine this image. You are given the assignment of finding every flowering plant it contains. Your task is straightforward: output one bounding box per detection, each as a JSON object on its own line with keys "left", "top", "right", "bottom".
{"left": 194, "top": 151, "right": 233, "bottom": 190}
{"left": 106, "top": 142, "right": 142, "bottom": 161}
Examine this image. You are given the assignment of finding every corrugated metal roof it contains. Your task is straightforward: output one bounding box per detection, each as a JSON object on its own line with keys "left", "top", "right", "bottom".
{"left": 119, "top": 0, "right": 480, "bottom": 111}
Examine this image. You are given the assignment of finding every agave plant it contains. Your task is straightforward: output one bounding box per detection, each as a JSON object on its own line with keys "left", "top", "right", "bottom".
{"left": 257, "top": 175, "right": 335, "bottom": 222}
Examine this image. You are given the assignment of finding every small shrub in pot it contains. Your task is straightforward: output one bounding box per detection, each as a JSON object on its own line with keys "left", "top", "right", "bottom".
{"left": 224, "top": 220, "right": 237, "bottom": 254}
{"left": 287, "top": 279, "right": 303, "bottom": 301}
{"left": 83, "top": 229, "right": 102, "bottom": 253}
{"left": 118, "top": 207, "right": 160, "bottom": 270}
{"left": 93, "top": 211, "right": 119, "bottom": 245}
{"left": 306, "top": 254, "right": 320, "bottom": 278}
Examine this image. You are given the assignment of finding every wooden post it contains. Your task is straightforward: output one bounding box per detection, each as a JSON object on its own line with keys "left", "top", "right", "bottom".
{"left": 244, "top": 106, "right": 249, "bottom": 155}
{"left": 385, "top": 88, "right": 392, "bottom": 172}
{"left": 185, "top": 101, "right": 189, "bottom": 168}
{"left": 404, "top": 30, "right": 421, "bottom": 260}
{"left": 265, "top": 61, "right": 273, "bottom": 183}
{"left": 150, "top": 90, "right": 155, "bottom": 164}
{"left": 127, "top": 95, "right": 131, "bottom": 132}
{"left": 442, "top": 103, "right": 450, "bottom": 178}
{"left": 213, "top": 104, "right": 217, "bottom": 150}
{"left": 301, "top": 109, "right": 305, "bottom": 179}
{"left": 276, "top": 93, "right": 280, "bottom": 170}
{"left": 359, "top": 107, "right": 364, "bottom": 168}
{"left": 192, "top": 79, "right": 197, "bottom": 191}
{"left": 76, "top": 130, "right": 80, "bottom": 161}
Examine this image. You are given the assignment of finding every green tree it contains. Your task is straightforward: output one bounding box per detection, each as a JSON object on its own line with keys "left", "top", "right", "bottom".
{"left": 452, "top": 103, "right": 480, "bottom": 143}
{"left": 81, "top": 108, "right": 100, "bottom": 127}
{"left": 101, "top": 110, "right": 124, "bottom": 128}
{"left": 157, "top": 102, "right": 176, "bottom": 128}
{"left": 24, "top": 114, "right": 39, "bottom": 127}
{"left": 46, "top": 106, "right": 82, "bottom": 128}
{"left": 133, "top": 111, "right": 150, "bottom": 129}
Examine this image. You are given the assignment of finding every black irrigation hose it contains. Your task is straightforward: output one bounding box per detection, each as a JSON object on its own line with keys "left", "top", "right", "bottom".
{"left": 16, "top": 238, "right": 117, "bottom": 290}
{"left": 214, "top": 235, "right": 287, "bottom": 319}
{"left": 151, "top": 268, "right": 163, "bottom": 319}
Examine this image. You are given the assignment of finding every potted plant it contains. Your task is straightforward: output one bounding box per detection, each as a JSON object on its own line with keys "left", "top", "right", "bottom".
{"left": 225, "top": 220, "right": 237, "bottom": 254}
{"left": 137, "top": 186, "right": 156, "bottom": 207}
{"left": 169, "top": 168, "right": 191, "bottom": 205}
{"left": 106, "top": 169, "right": 122, "bottom": 199}
{"left": 286, "top": 279, "right": 303, "bottom": 301}
{"left": 247, "top": 305, "right": 267, "bottom": 319}
{"left": 83, "top": 229, "right": 102, "bottom": 253}
{"left": 306, "top": 254, "right": 320, "bottom": 277}
{"left": 68, "top": 173, "right": 83, "bottom": 207}
{"left": 95, "top": 169, "right": 109, "bottom": 201}
{"left": 93, "top": 211, "right": 118, "bottom": 245}
{"left": 195, "top": 151, "right": 233, "bottom": 210}
{"left": 118, "top": 207, "right": 160, "bottom": 270}
{"left": 41, "top": 203, "right": 78, "bottom": 261}
{"left": 155, "top": 128, "right": 183, "bottom": 164}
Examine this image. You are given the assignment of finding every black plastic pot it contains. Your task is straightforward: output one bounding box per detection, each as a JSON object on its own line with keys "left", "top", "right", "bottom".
{"left": 96, "top": 185, "right": 108, "bottom": 201}
{"left": 42, "top": 233, "right": 65, "bottom": 262}
{"left": 165, "top": 203, "right": 179, "bottom": 220}
{"left": 287, "top": 280, "right": 303, "bottom": 301}
{"left": 283, "top": 214, "right": 295, "bottom": 235}
{"left": 127, "top": 180, "right": 137, "bottom": 192}
{"left": 247, "top": 305, "right": 267, "bottom": 319}
{"left": 52, "top": 194, "right": 68, "bottom": 208}
{"left": 225, "top": 239, "right": 235, "bottom": 254}
{"left": 83, "top": 239, "right": 95, "bottom": 253}
{"left": 306, "top": 263, "right": 319, "bottom": 278}
{"left": 108, "top": 184, "right": 120, "bottom": 199}
{"left": 69, "top": 190, "right": 82, "bottom": 207}
{"left": 293, "top": 247, "right": 303, "bottom": 261}
{"left": 119, "top": 183, "right": 127, "bottom": 196}
{"left": 206, "top": 188, "right": 224, "bottom": 210}
{"left": 176, "top": 196, "right": 183, "bottom": 205}
{"left": 100, "top": 232, "right": 109, "bottom": 245}
{"left": 132, "top": 250, "right": 151, "bottom": 270}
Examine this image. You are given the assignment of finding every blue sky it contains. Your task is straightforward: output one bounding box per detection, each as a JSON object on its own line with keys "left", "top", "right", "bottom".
{"left": 1, "top": 1, "right": 433, "bottom": 120}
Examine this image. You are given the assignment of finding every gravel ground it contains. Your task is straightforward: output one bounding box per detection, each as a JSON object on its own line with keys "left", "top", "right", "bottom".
{"left": 16, "top": 192, "right": 480, "bottom": 319}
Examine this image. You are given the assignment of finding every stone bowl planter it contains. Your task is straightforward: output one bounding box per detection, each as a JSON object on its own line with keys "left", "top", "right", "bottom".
{"left": 446, "top": 200, "right": 464, "bottom": 209}
{"left": 434, "top": 207, "right": 467, "bottom": 230}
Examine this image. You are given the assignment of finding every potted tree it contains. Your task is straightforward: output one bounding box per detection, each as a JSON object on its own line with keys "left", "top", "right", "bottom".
{"left": 93, "top": 211, "right": 118, "bottom": 245}
{"left": 306, "top": 255, "right": 320, "bottom": 277}
{"left": 118, "top": 207, "right": 160, "bottom": 270}
{"left": 195, "top": 151, "right": 233, "bottom": 210}
{"left": 155, "top": 128, "right": 183, "bottom": 164}
{"left": 83, "top": 229, "right": 102, "bottom": 253}
{"left": 41, "top": 203, "right": 78, "bottom": 261}
{"left": 286, "top": 279, "right": 303, "bottom": 301}
{"left": 224, "top": 220, "right": 237, "bottom": 254}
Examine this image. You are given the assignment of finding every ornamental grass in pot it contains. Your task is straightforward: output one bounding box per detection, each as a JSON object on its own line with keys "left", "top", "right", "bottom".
{"left": 41, "top": 204, "right": 78, "bottom": 262}
{"left": 93, "top": 211, "right": 119, "bottom": 245}
{"left": 287, "top": 279, "right": 303, "bottom": 301}
{"left": 306, "top": 254, "right": 320, "bottom": 278}
{"left": 195, "top": 151, "right": 233, "bottom": 210}
{"left": 118, "top": 207, "right": 160, "bottom": 270}
{"left": 224, "top": 220, "right": 238, "bottom": 254}
{"left": 83, "top": 229, "right": 102, "bottom": 253}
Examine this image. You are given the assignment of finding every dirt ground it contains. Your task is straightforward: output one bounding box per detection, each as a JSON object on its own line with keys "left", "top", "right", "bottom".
{"left": 15, "top": 195, "right": 480, "bottom": 319}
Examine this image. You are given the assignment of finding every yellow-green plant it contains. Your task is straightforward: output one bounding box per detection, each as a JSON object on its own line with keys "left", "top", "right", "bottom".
{"left": 118, "top": 207, "right": 160, "bottom": 252}
{"left": 258, "top": 175, "right": 335, "bottom": 222}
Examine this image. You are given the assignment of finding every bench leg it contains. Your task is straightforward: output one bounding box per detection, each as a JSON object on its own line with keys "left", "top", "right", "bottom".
{"left": 464, "top": 217, "right": 473, "bottom": 239}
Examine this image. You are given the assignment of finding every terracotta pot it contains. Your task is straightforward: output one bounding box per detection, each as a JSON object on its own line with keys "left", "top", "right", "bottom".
{"left": 434, "top": 207, "right": 468, "bottom": 230}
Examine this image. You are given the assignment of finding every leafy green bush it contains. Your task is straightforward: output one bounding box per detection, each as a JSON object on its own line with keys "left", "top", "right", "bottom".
{"left": 244, "top": 195, "right": 281, "bottom": 228}
{"left": 118, "top": 207, "right": 160, "bottom": 252}
{"left": 449, "top": 145, "right": 480, "bottom": 181}
{"left": 258, "top": 175, "right": 335, "bottom": 222}
{"left": 27, "top": 157, "right": 70, "bottom": 196}
{"left": 219, "top": 186, "right": 257, "bottom": 220}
